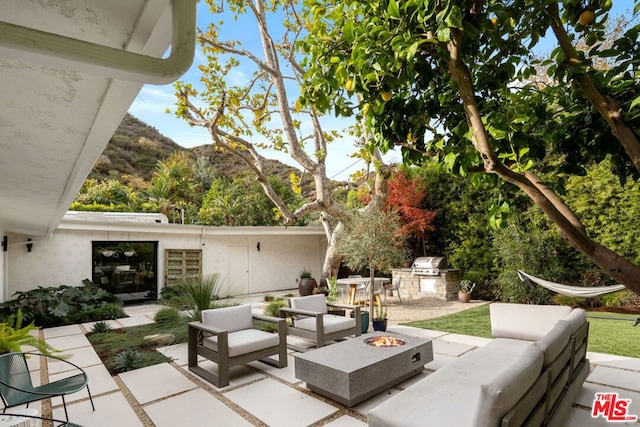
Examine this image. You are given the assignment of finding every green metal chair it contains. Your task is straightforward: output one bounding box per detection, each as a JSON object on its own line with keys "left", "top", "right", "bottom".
{"left": 0, "top": 352, "right": 94, "bottom": 423}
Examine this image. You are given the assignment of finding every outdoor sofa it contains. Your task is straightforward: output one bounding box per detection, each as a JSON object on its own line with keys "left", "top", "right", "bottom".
{"left": 368, "top": 303, "right": 589, "bottom": 426}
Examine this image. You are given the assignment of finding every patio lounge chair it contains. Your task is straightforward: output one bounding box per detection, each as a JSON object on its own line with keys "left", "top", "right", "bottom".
{"left": 279, "top": 294, "right": 361, "bottom": 351}
{"left": 0, "top": 352, "right": 94, "bottom": 423}
{"left": 188, "top": 304, "right": 288, "bottom": 387}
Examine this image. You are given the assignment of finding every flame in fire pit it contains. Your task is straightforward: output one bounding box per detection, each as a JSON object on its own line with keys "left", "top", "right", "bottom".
{"left": 364, "top": 336, "right": 406, "bottom": 347}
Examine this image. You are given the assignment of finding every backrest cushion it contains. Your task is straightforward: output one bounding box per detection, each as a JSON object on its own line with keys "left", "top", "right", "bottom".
{"left": 535, "top": 320, "right": 571, "bottom": 367}
{"left": 490, "top": 303, "right": 573, "bottom": 341}
{"left": 290, "top": 294, "right": 328, "bottom": 314}
{"left": 473, "top": 345, "right": 544, "bottom": 427}
{"left": 201, "top": 304, "right": 253, "bottom": 332}
{"left": 564, "top": 308, "right": 587, "bottom": 334}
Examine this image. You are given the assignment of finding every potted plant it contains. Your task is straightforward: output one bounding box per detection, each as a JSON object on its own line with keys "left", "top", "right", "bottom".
{"left": 335, "top": 205, "right": 408, "bottom": 333}
{"left": 298, "top": 269, "right": 317, "bottom": 296}
{"left": 372, "top": 303, "right": 388, "bottom": 332}
{"left": 458, "top": 279, "right": 476, "bottom": 303}
{"left": 0, "top": 310, "right": 57, "bottom": 355}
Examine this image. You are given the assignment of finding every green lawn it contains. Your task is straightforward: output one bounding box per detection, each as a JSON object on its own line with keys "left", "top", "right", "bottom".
{"left": 404, "top": 304, "right": 640, "bottom": 358}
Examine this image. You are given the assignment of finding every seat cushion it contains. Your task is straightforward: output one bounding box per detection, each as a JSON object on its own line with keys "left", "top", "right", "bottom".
{"left": 201, "top": 305, "right": 253, "bottom": 332}
{"left": 294, "top": 315, "right": 355, "bottom": 334}
{"left": 564, "top": 308, "right": 587, "bottom": 334}
{"left": 203, "top": 329, "right": 279, "bottom": 357}
{"left": 290, "top": 294, "right": 328, "bottom": 314}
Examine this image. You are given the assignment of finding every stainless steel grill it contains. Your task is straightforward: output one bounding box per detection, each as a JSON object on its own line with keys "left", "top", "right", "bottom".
{"left": 411, "top": 256, "right": 447, "bottom": 276}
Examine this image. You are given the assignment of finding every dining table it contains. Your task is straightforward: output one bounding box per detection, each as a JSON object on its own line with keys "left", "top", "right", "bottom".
{"left": 336, "top": 277, "right": 390, "bottom": 306}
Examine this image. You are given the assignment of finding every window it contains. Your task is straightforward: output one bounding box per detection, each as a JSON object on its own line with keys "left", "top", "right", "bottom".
{"left": 92, "top": 241, "right": 158, "bottom": 303}
{"left": 165, "top": 249, "right": 202, "bottom": 286}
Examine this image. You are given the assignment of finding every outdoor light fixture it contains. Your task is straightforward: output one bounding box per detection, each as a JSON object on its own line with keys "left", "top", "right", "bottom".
{"left": 26, "top": 238, "right": 32, "bottom": 253}
{"left": 256, "top": 242, "right": 261, "bottom": 252}
{"left": 2, "top": 236, "right": 7, "bottom": 252}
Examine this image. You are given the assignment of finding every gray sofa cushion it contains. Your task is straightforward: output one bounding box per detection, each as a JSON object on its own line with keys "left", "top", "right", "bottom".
{"left": 490, "top": 303, "right": 573, "bottom": 341}
{"left": 535, "top": 320, "right": 571, "bottom": 367}
{"left": 472, "top": 344, "right": 545, "bottom": 426}
{"left": 201, "top": 305, "right": 253, "bottom": 332}
{"left": 564, "top": 308, "right": 587, "bottom": 333}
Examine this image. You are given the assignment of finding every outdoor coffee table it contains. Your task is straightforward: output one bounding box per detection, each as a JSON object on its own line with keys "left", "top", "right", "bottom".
{"left": 294, "top": 331, "right": 433, "bottom": 406}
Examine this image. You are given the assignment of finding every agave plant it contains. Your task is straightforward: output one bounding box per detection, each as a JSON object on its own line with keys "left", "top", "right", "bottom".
{"left": 90, "top": 321, "right": 113, "bottom": 334}
{"left": 113, "top": 349, "right": 143, "bottom": 372}
{"left": 0, "top": 309, "right": 57, "bottom": 355}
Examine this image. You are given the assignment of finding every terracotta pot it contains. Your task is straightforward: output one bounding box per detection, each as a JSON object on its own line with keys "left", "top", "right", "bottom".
{"left": 458, "top": 291, "right": 472, "bottom": 303}
{"left": 298, "top": 277, "right": 317, "bottom": 296}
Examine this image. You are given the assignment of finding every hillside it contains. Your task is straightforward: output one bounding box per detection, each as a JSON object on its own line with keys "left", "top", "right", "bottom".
{"left": 88, "top": 113, "right": 319, "bottom": 187}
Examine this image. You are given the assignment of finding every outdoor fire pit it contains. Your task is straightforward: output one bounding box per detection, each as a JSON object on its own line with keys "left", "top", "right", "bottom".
{"left": 295, "top": 332, "right": 433, "bottom": 406}
{"left": 364, "top": 336, "right": 406, "bottom": 347}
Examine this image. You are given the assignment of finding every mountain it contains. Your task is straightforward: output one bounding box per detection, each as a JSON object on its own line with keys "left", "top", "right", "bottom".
{"left": 88, "top": 113, "right": 326, "bottom": 189}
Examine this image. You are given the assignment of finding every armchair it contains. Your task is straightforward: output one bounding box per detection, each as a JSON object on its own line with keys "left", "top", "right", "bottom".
{"left": 279, "top": 294, "right": 361, "bottom": 351}
{"left": 0, "top": 352, "right": 94, "bottom": 423}
{"left": 188, "top": 304, "right": 287, "bottom": 387}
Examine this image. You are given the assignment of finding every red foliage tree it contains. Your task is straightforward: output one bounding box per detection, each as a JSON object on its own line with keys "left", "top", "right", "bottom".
{"left": 386, "top": 170, "right": 437, "bottom": 255}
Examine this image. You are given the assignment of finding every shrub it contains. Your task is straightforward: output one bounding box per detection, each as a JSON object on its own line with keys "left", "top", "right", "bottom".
{"left": 159, "top": 284, "right": 190, "bottom": 309}
{"left": 154, "top": 307, "right": 181, "bottom": 325}
{"left": 0, "top": 283, "right": 121, "bottom": 327}
{"left": 263, "top": 299, "right": 287, "bottom": 318}
{"left": 181, "top": 274, "right": 235, "bottom": 320}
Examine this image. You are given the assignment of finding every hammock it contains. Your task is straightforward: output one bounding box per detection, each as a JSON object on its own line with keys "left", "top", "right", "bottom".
{"left": 516, "top": 270, "right": 627, "bottom": 298}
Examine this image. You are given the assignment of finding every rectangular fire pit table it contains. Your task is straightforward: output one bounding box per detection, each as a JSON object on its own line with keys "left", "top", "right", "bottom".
{"left": 294, "top": 332, "right": 433, "bottom": 407}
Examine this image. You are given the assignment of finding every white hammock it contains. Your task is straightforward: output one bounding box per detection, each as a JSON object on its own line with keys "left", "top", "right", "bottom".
{"left": 516, "top": 270, "right": 627, "bottom": 298}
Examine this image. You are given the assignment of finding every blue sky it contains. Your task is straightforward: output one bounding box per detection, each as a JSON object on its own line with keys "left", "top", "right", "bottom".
{"left": 128, "top": 1, "right": 636, "bottom": 181}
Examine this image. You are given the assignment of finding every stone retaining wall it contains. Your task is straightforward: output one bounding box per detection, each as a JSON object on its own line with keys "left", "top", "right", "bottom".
{"left": 391, "top": 268, "right": 462, "bottom": 301}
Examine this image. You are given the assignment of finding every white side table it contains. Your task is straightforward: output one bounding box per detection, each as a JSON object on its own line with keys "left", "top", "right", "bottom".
{"left": 0, "top": 409, "right": 38, "bottom": 427}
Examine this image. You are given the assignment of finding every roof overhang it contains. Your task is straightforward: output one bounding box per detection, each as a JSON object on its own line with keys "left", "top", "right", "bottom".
{"left": 0, "top": 0, "right": 195, "bottom": 237}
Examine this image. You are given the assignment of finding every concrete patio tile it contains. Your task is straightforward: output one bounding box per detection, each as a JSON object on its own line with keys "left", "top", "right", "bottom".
{"left": 145, "top": 387, "right": 253, "bottom": 427}
{"left": 431, "top": 339, "right": 476, "bottom": 357}
{"left": 587, "top": 366, "right": 640, "bottom": 392}
{"left": 248, "top": 353, "right": 300, "bottom": 384}
{"left": 122, "top": 304, "right": 163, "bottom": 318}
{"left": 386, "top": 325, "right": 448, "bottom": 339}
{"left": 47, "top": 347, "right": 102, "bottom": 373}
{"left": 324, "top": 415, "right": 367, "bottom": 426}
{"left": 119, "top": 363, "right": 197, "bottom": 404}
{"left": 286, "top": 335, "right": 317, "bottom": 351}
{"left": 225, "top": 378, "right": 338, "bottom": 426}
{"left": 53, "top": 392, "right": 143, "bottom": 427}
{"left": 43, "top": 324, "right": 84, "bottom": 339}
{"left": 589, "top": 352, "right": 640, "bottom": 373}
{"left": 195, "top": 360, "right": 266, "bottom": 390}
{"left": 50, "top": 364, "right": 118, "bottom": 406}
{"left": 116, "top": 316, "right": 155, "bottom": 327}
{"left": 45, "top": 333, "right": 91, "bottom": 351}
{"left": 438, "top": 333, "right": 492, "bottom": 347}
{"left": 425, "top": 353, "right": 460, "bottom": 371}
{"left": 156, "top": 343, "right": 189, "bottom": 366}
{"left": 351, "top": 386, "right": 402, "bottom": 416}
{"left": 575, "top": 381, "right": 640, "bottom": 417}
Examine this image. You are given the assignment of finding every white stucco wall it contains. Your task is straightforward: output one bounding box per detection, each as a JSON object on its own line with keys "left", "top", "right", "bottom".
{"left": 5, "top": 221, "right": 327, "bottom": 299}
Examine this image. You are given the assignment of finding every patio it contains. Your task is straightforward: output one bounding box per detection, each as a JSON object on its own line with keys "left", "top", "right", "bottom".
{"left": 18, "top": 297, "right": 640, "bottom": 426}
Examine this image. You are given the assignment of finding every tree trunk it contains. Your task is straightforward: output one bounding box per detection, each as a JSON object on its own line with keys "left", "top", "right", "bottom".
{"left": 447, "top": 29, "right": 640, "bottom": 296}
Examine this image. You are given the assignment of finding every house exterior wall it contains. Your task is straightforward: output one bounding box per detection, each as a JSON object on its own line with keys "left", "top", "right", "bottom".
{"left": 5, "top": 222, "right": 327, "bottom": 300}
